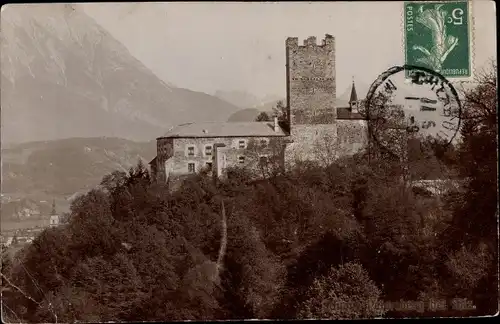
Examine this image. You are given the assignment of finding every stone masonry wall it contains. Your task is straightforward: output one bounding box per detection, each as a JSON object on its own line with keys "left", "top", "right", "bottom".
{"left": 156, "top": 138, "right": 174, "bottom": 182}
{"left": 284, "top": 120, "right": 369, "bottom": 169}
{"left": 159, "top": 136, "right": 285, "bottom": 180}
{"left": 284, "top": 124, "right": 337, "bottom": 168}
{"left": 336, "top": 120, "right": 369, "bottom": 156}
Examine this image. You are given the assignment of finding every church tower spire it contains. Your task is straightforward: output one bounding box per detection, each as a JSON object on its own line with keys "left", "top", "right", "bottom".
{"left": 49, "top": 199, "right": 60, "bottom": 227}
{"left": 51, "top": 199, "right": 56, "bottom": 215}
{"left": 349, "top": 77, "right": 359, "bottom": 113}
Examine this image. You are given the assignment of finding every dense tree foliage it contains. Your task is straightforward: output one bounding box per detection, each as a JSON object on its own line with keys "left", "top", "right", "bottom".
{"left": 299, "top": 262, "right": 385, "bottom": 319}
{"left": 255, "top": 111, "right": 272, "bottom": 122}
{"left": 1, "top": 64, "right": 497, "bottom": 322}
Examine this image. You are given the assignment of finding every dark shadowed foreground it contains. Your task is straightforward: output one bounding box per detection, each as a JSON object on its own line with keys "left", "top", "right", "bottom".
{"left": 1, "top": 65, "right": 498, "bottom": 321}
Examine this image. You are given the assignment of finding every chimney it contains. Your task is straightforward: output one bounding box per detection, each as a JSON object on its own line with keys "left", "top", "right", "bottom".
{"left": 273, "top": 116, "right": 279, "bottom": 132}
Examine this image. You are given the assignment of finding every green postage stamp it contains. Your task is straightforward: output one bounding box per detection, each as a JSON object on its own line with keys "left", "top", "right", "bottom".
{"left": 404, "top": 1, "right": 472, "bottom": 78}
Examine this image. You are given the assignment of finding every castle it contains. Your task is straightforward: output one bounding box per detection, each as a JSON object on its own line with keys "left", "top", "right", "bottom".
{"left": 150, "top": 35, "right": 369, "bottom": 184}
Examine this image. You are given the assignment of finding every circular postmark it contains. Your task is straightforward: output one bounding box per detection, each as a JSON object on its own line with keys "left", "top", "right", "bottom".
{"left": 365, "top": 65, "right": 462, "bottom": 159}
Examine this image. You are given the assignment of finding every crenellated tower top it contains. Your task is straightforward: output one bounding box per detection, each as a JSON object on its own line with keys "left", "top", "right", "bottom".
{"left": 286, "top": 34, "right": 335, "bottom": 49}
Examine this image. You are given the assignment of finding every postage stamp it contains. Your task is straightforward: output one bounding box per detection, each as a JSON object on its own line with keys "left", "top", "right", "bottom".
{"left": 404, "top": 1, "right": 472, "bottom": 79}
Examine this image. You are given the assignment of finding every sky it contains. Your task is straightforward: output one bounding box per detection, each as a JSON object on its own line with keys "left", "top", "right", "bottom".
{"left": 80, "top": 1, "right": 496, "bottom": 100}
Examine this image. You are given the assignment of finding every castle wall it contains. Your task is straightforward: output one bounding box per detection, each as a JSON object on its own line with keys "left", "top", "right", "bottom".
{"left": 336, "top": 120, "right": 369, "bottom": 156}
{"left": 284, "top": 120, "right": 369, "bottom": 169}
{"left": 284, "top": 124, "right": 338, "bottom": 168}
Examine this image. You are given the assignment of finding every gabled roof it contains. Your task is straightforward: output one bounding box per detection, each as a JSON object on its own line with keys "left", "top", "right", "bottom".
{"left": 158, "top": 121, "right": 287, "bottom": 139}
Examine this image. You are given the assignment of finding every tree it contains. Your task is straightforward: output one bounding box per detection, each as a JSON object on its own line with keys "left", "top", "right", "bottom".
{"left": 218, "top": 209, "right": 286, "bottom": 319}
{"left": 448, "top": 61, "right": 498, "bottom": 248}
{"left": 441, "top": 61, "right": 498, "bottom": 315}
{"left": 298, "top": 262, "right": 385, "bottom": 319}
{"left": 273, "top": 101, "right": 290, "bottom": 133}
{"left": 255, "top": 111, "right": 271, "bottom": 122}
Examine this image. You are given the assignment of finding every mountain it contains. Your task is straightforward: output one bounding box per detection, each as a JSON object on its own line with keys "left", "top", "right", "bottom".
{"left": 228, "top": 108, "right": 262, "bottom": 122}
{"left": 1, "top": 4, "right": 240, "bottom": 144}
{"left": 1, "top": 137, "right": 156, "bottom": 206}
{"left": 253, "top": 99, "right": 283, "bottom": 112}
{"left": 214, "top": 90, "right": 260, "bottom": 108}
{"left": 214, "top": 90, "right": 283, "bottom": 109}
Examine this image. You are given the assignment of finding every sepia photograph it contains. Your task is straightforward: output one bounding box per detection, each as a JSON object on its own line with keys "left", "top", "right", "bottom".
{"left": 1, "top": 1, "right": 498, "bottom": 321}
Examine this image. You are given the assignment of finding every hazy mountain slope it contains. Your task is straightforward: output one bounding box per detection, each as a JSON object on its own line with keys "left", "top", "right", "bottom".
{"left": 227, "top": 98, "right": 283, "bottom": 122}
{"left": 1, "top": 4, "right": 240, "bottom": 144}
{"left": 214, "top": 90, "right": 260, "bottom": 108}
{"left": 214, "top": 90, "right": 283, "bottom": 109}
{"left": 227, "top": 108, "right": 261, "bottom": 122}
{"left": 1, "top": 198, "right": 52, "bottom": 221}
{"left": 1, "top": 137, "right": 156, "bottom": 200}
{"left": 253, "top": 99, "right": 283, "bottom": 112}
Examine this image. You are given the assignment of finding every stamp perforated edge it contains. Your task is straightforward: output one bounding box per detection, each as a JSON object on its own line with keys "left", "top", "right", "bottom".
{"left": 401, "top": 1, "right": 476, "bottom": 84}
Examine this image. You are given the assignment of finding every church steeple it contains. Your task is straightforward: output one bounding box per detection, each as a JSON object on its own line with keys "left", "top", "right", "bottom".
{"left": 49, "top": 199, "right": 60, "bottom": 227}
{"left": 349, "top": 78, "right": 359, "bottom": 113}
{"left": 51, "top": 199, "right": 56, "bottom": 215}
{"left": 349, "top": 78, "right": 358, "bottom": 104}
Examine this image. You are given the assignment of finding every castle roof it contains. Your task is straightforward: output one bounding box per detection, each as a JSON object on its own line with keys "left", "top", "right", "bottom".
{"left": 337, "top": 107, "right": 365, "bottom": 120}
{"left": 158, "top": 121, "right": 287, "bottom": 139}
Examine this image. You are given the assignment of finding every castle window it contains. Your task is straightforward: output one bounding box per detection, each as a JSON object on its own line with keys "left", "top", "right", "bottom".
{"left": 187, "top": 145, "right": 195, "bottom": 157}
{"left": 238, "top": 140, "right": 246, "bottom": 149}
{"left": 238, "top": 156, "right": 245, "bottom": 164}
{"left": 188, "top": 162, "right": 196, "bottom": 173}
{"left": 205, "top": 145, "right": 212, "bottom": 156}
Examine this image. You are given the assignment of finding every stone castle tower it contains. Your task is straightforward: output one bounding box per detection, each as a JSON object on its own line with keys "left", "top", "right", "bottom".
{"left": 284, "top": 35, "right": 340, "bottom": 165}
{"left": 285, "top": 34, "right": 336, "bottom": 130}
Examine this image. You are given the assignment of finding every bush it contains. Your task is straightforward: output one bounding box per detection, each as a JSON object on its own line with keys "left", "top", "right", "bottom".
{"left": 298, "top": 262, "right": 385, "bottom": 319}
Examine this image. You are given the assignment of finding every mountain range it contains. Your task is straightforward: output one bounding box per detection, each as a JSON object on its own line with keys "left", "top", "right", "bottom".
{"left": 214, "top": 90, "right": 282, "bottom": 109}
{"left": 226, "top": 81, "right": 371, "bottom": 122}
{"left": 1, "top": 4, "right": 241, "bottom": 145}
{"left": 1, "top": 137, "right": 156, "bottom": 221}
